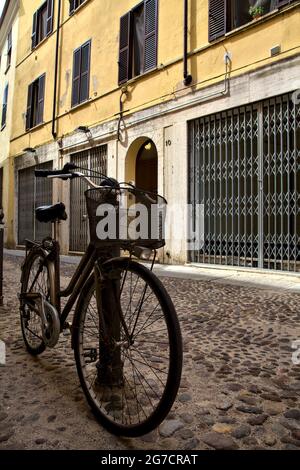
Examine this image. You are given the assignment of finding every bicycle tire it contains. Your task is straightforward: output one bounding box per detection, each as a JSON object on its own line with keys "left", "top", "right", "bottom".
{"left": 20, "top": 248, "right": 54, "bottom": 356}
{"left": 73, "top": 258, "right": 183, "bottom": 437}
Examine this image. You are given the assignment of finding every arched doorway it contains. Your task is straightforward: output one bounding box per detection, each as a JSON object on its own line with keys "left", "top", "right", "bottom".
{"left": 135, "top": 139, "right": 158, "bottom": 193}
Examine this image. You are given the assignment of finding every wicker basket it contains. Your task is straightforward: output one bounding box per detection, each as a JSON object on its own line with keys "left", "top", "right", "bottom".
{"left": 85, "top": 187, "right": 166, "bottom": 250}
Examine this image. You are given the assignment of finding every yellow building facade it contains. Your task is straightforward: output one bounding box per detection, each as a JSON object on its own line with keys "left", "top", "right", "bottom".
{"left": 0, "top": 0, "right": 19, "bottom": 245}
{"left": 5, "top": 0, "right": 300, "bottom": 271}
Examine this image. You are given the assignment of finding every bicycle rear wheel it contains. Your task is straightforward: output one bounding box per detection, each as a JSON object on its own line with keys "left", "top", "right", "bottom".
{"left": 20, "top": 249, "right": 54, "bottom": 355}
{"left": 73, "top": 258, "right": 182, "bottom": 437}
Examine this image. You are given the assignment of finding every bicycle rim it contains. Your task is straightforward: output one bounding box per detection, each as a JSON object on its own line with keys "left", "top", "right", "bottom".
{"left": 74, "top": 259, "right": 182, "bottom": 436}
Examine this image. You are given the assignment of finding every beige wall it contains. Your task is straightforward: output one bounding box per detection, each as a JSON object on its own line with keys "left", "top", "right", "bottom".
{"left": 0, "top": 0, "right": 19, "bottom": 244}
{"left": 10, "top": 0, "right": 300, "bottom": 156}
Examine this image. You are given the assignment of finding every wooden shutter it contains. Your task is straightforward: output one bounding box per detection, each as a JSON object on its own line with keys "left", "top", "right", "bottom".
{"left": 118, "top": 12, "right": 131, "bottom": 84}
{"left": 69, "top": 0, "right": 76, "bottom": 15}
{"left": 80, "top": 41, "right": 91, "bottom": 103}
{"left": 72, "top": 47, "right": 81, "bottom": 106}
{"left": 26, "top": 83, "right": 33, "bottom": 130}
{"left": 208, "top": 0, "right": 227, "bottom": 42}
{"left": 1, "top": 84, "right": 8, "bottom": 129}
{"left": 32, "top": 11, "right": 38, "bottom": 49}
{"left": 37, "top": 74, "right": 46, "bottom": 125}
{"left": 144, "top": 0, "right": 158, "bottom": 73}
{"left": 277, "top": 0, "right": 292, "bottom": 6}
{"left": 7, "top": 30, "right": 12, "bottom": 53}
{"left": 46, "top": 0, "right": 54, "bottom": 36}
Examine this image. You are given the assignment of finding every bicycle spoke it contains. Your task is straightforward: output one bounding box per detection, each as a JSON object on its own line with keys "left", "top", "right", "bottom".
{"left": 77, "top": 260, "right": 179, "bottom": 433}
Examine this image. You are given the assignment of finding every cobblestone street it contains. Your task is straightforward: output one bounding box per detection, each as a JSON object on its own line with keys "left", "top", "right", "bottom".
{"left": 1, "top": 253, "right": 300, "bottom": 450}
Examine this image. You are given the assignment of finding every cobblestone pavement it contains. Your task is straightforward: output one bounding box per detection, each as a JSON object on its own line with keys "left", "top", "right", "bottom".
{"left": 1, "top": 254, "right": 300, "bottom": 450}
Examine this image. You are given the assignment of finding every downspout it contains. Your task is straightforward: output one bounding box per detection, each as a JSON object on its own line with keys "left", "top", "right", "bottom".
{"left": 52, "top": 0, "right": 62, "bottom": 139}
{"left": 183, "top": 0, "right": 192, "bottom": 86}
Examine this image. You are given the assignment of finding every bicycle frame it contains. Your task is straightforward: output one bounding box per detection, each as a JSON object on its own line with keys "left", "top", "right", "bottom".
{"left": 44, "top": 234, "right": 119, "bottom": 330}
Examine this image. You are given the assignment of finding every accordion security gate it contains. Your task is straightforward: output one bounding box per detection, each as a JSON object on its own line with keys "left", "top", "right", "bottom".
{"left": 188, "top": 93, "right": 300, "bottom": 272}
{"left": 18, "top": 162, "right": 53, "bottom": 245}
{"left": 70, "top": 145, "right": 107, "bottom": 252}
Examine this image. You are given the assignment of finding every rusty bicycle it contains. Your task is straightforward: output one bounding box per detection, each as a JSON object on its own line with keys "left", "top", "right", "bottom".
{"left": 19, "top": 163, "right": 182, "bottom": 437}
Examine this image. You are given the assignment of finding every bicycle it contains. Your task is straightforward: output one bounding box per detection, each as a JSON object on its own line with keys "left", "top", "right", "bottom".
{"left": 19, "top": 163, "right": 183, "bottom": 437}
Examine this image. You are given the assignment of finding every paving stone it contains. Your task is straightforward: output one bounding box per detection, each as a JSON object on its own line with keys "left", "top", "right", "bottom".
{"left": 183, "top": 438, "right": 200, "bottom": 450}
{"left": 279, "top": 417, "right": 300, "bottom": 432}
{"left": 177, "top": 428, "right": 194, "bottom": 440}
{"left": 284, "top": 409, "right": 300, "bottom": 421}
{"left": 212, "top": 423, "right": 232, "bottom": 434}
{"left": 216, "top": 401, "right": 233, "bottom": 411}
{"left": 0, "top": 412, "right": 8, "bottom": 422}
{"left": 264, "top": 402, "right": 285, "bottom": 416}
{"left": 202, "top": 432, "right": 238, "bottom": 450}
{"left": 140, "top": 431, "right": 157, "bottom": 443}
{"left": 159, "top": 420, "right": 184, "bottom": 438}
{"left": 47, "top": 415, "right": 57, "bottom": 423}
{"left": 178, "top": 393, "right": 192, "bottom": 403}
{"left": 231, "top": 424, "right": 251, "bottom": 439}
{"left": 263, "top": 434, "right": 277, "bottom": 447}
{"left": 247, "top": 414, "right": 268, "bottom": 426}
{"left": 35, "top": 438, "right": 46, "bottom": 445}
{"left": 236, "top": 405, "right": 263, "bottom": 415}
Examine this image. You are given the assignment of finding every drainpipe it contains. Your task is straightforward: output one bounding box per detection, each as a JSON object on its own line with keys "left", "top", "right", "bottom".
{"left": 52, "top": 0, "right": 62, "bottom": 139}
{"left": 183, "top": 0, "right": 192, "bottom": 86}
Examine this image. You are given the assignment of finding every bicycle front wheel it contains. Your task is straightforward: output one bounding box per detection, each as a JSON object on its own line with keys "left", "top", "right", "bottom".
{"left": 73, "top": 258, "right": 183, "bottom": 437}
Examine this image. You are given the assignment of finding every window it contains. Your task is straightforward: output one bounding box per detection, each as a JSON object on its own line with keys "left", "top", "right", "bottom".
{"left": 71, "top": 40, "right": 91, "bottom": 107}
{"left": 118, "top": 0, "right": 158, "bottom": 84}
{"left": 69, "top": 0, "right": 86, "bottom": 15}
{"left": 32, "top": 0, "right": 54, "bottom": 49}
{"left": 26, "top": 74, "right": 46, "bottom": 130}
{"left": 6, "top": 29, "right": 12, "bottom": 71}
{"left": 208, "top": 0, "right": 295, "bottom": 41}
{"left": 1, "top": 84, "right": 8, "bottom": 130}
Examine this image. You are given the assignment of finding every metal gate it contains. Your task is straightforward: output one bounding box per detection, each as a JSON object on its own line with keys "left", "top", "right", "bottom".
{"left": 188, "top": 93, "right": 300, "bottom": 272}
{"left": 18, "top": 162, "right": 53, "bottom": 245}
{"left": 69, "top": 145, "right": 107, "bottom": 252}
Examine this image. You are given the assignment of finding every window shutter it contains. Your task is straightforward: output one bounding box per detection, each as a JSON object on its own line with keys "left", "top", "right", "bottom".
{"left": 80, "top": 41, "right": 91, "bottom": 103}
{"left": 208, "top": 0, "right": 227, "bottom": 42}
{"left": 32, "top": 12, "right": 38, "bottom": 49}
{"left": 118, "top": 12, "right": 131, "bottom": 85}
{"left": 26, "top": 83, "right": 33, "bottom": 130}
{"left": 7, "top": 30, "right": 12, "bottom": 52}
{"left": 46, "top": 0, "right": 54, "bottom": 36}
{"left": 277, "top": 0, "right": 292, "bottom": 6}
{"left": 37, "top": 74, "right": 46, "bottom": 125}
{"left": 72, "top": 47, "right": 81, "bottom": 106}
{"left": 1, "top": 84, "right": 8, "bottom": 128}
{"left": 69, "top": 0, "right": 76, "bottom": 15}
{"left": 144, "top": 0, "right": 158, "bottom": 73}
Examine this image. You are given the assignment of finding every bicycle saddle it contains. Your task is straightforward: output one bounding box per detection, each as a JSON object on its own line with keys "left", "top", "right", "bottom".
{"left": 35, "top": 202, "right": 68, "bottom": 223}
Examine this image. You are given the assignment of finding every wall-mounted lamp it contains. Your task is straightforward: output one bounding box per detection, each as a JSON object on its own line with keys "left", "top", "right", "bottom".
{"left": 76, "top": 126, "right": 90, "bottom": 133}
{"left": 23, "top": 147, "right": 36, "bottom": 154}
{"left": 144, "top": 142, "right": 152, "bottom": 151}
{"left": 76, "top": 125, "right": 93, "bottom": 140}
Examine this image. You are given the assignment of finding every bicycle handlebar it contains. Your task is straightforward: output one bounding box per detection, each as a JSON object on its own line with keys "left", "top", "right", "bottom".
{"left": 35, "top": 163, "right": 78, "bottom": 178}
{"left": 35, "top": 162, "right": 120, "bottom": 190}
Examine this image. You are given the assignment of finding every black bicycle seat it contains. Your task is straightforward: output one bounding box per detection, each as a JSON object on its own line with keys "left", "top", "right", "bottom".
{"left": 35, "top": 203, "right": 67, "bottom": 223}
